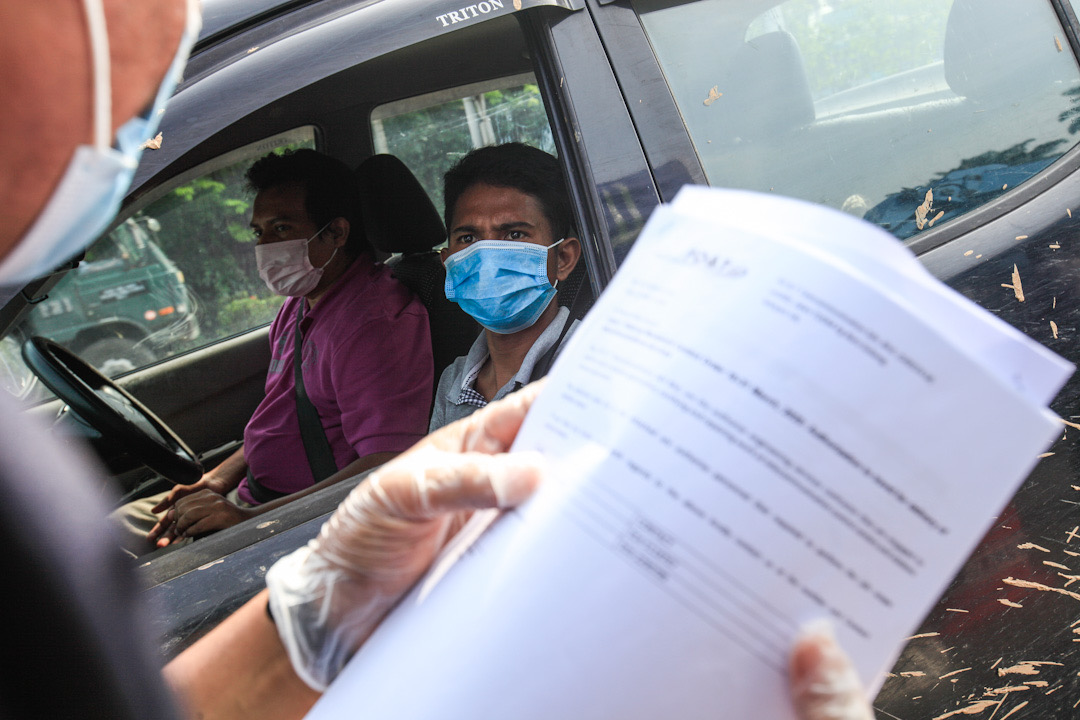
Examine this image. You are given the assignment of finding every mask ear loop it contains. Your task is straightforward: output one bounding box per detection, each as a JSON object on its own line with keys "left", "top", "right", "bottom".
{"left": 549, "top": 238, "right": 566, "bottom": 289}
{"left": 81, "top": 0, "right": 113, "bottom": 152}
{"left": 306, "top": 220, "right": 338, "bottom": 270}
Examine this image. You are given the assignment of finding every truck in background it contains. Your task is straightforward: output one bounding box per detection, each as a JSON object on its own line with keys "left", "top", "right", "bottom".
{"left": 18, "top": 216, "right": 200, "bottom": 376}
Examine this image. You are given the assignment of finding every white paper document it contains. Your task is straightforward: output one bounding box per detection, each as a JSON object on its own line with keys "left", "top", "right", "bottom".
{"left": 307, "top": 189, "right": 1071, "bottom": 720}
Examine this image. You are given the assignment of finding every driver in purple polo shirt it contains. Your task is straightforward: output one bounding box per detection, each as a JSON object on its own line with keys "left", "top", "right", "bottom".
{"left": 113, "top": 149, "right": 433, "bottom": 555}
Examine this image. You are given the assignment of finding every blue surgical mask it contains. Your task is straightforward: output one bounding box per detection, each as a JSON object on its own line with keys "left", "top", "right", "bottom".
{"left": 444, "top": 238, "right": 564, "bottom": 334}
{"left": 0, "top": 0, "right": 200, "bottom": 288}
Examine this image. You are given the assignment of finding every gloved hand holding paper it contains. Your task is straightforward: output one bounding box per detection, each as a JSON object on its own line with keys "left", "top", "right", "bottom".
{"left": 303, "top": 187, "right": 1072, "bottom": 719}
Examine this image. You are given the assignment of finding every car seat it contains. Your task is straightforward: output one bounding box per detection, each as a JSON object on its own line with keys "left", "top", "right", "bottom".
{"left": 716, "top": 30, "right": 815, "bottom": 143}
{"left": 944, "top": 0, "right": 1077, "bottom": 106}
{"left": 354, "top": 155, "right": 480, "bottom": 394}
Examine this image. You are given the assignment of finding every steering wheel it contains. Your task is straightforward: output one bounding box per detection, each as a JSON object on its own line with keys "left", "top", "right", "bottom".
{"left": 22, "top": 336, "right": 203, "bottom": 485}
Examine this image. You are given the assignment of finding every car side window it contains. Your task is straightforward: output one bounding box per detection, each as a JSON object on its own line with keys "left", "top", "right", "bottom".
{"left": 13, "top": 127, "right": 316, "bottom": 387}
{"left": 371, "top": 74, "right": 555, "bottom": 218}
{"left": 633, "top": 0, "right": 1080, "bottom": 241}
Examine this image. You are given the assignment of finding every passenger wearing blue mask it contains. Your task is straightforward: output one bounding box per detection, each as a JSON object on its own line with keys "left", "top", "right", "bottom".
{"left": 429, "top": 143, "right": 584, "bottom": 431}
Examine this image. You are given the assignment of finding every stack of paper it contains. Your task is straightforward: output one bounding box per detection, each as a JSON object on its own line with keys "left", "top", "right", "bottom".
{"left": 308, "top": 188, "right": 1072, "bottom": 720}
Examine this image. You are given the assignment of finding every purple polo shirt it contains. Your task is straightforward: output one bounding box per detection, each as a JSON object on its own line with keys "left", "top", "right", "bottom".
{"left": 237, "top": 256, "right": 433, "bottom": 504}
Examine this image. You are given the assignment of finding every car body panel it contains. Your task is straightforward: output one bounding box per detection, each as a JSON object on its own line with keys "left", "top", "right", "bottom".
{"left": 132, "top": 2, "right": 1080, "bottom": 716}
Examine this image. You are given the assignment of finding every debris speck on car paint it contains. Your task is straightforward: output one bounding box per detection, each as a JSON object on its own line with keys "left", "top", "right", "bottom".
{"left": 1001, "top": 265, "right": 1025, "bottom": 302}
{"left": 703, "top": 85, "right": 722, "bottom": 106}
{"left": 1051, "top": 320, "right": 1059, "bottom": 338}
{"left": 915, "top": 188, "right": 934, "bottom": 230}
{"left": 1016, "top": 235, "right": 1029, "bottom": 240}
{"left": 964, "top": 250, "right": 973, "bottom": 256}
{"left": 998, "top": 661, "right": 1064, "bottom": 676}
{"left": 931, "top": 700, "right": 1000, "bottom": 719}
{"left": 998, "top": 598, "right": 1023, "bottom": 608}
{"left": 999, "top": 700, "right": 1031, "bottom": 720}
{"left": 1056, "top": 35, "right": 1064, "bottom": 52}
{"left": 1004, "top": 576, "right": 1080, "bottom": 601}
{"left": 1050, "top": 244, "right": 1060, "bottom": 249}
{"left": 140, "top": 132, "right": 163, "bottom": 150}
{"left": 1017, "top": 542, "right": 1051, "bottom": 552}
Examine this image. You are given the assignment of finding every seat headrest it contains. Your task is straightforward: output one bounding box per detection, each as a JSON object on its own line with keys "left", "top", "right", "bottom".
{"left": 718, "top": 31, "right": 815, "bottom": 142}
{"left": 355, "top": 154, "right": 446, "bottom": 255}
{"left": 944, "top": 0, "right": 1075, "bottom": 103}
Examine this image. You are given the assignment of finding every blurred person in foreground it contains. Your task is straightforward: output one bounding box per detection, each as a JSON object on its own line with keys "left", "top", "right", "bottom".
{"left": 0, "top": 1, "right": 873, "bottom": 719}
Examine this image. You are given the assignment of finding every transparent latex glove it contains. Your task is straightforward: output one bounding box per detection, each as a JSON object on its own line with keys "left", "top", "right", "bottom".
{"left": 789, "top": 621, "right": 874, "bottom": 720}
{"left": 265, "top": 381, "right": 546, "bottom": 691}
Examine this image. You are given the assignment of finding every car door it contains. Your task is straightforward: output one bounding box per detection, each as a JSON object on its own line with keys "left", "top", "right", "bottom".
{"left": 572, "top": 0, "right": 1080, "bottom": 716}
{"left": 139, "top": 0, "right": 625, "bottom": 655}
{"left": 136, "top": 4, "right": 1080, "bottom": 717}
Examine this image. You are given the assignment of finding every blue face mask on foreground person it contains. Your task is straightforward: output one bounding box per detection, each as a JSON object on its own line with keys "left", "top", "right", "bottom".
{"left": 444, "top": 238, "right": 566, "bottom": 333}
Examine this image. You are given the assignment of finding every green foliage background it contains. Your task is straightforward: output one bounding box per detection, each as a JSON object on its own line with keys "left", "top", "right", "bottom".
{"left": 378, "top": 84, "right": 555, "bottom": 218}
{"left": 762, "top": 0, "right": 951, "bottom": 99}
{"left": 81, "top": 86, "right": 552, "bottom": 363}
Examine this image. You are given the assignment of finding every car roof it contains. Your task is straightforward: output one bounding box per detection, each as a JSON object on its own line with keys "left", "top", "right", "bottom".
{"left": 197, "top": 0, "right": 316, "bottom": 47}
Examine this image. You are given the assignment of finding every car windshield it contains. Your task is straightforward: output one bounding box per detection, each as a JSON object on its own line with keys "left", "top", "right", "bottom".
{"left": 634, "top": 0, "right": 1080, "bottom": 241}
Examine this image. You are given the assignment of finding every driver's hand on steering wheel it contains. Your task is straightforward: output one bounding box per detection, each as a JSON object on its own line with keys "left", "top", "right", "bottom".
{"left": 155, "top": 489, "right": 256, "bottom": 545}
{"left": 148, "top": 474, "right": 235, "bottom": 547}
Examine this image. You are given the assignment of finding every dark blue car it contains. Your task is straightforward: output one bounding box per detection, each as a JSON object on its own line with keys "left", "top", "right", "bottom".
{"left": 4, "top": 0, "right": 1080, "bottom": 716}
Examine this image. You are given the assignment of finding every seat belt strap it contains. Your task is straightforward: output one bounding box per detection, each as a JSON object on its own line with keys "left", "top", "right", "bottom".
{"left": 293, "top": 302, "right": 339, "bottom": 483}
{"left": 244, "top": 468, "right": 288, "bottom": 504}
{"left": 529, "top": 316, "right": 574, "bottom": 384}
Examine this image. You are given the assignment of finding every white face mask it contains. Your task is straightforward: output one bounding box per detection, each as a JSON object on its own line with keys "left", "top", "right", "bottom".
{"left": 255, "top": 222, "right": 338, "bottom": 297}
{"left": 0, "top": 0, "right": 201, "bottom": 289}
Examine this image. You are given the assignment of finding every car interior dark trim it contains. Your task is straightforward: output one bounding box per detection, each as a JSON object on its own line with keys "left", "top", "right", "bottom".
{"left": 906, "top": 142, "right": 1080, "bottom": 257}
{"left": 584, "top": 0, "right": 708, "bottom": 200}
